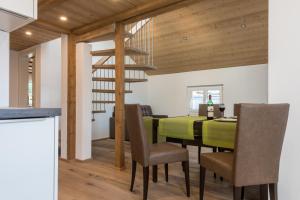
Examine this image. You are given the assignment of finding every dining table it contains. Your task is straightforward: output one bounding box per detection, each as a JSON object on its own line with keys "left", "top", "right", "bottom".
{"left": 149, "top": 115, "right": 237, "bottom": 182}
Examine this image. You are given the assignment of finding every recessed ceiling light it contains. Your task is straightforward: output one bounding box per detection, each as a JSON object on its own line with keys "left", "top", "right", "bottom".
{"left": 60, "top": 16, "right": 68, "bottom": 21}
{"left": 25, "top": 31, "right": 32, "bottom": 36}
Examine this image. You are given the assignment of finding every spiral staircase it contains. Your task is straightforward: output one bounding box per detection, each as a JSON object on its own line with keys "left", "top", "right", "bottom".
{"left": 91, "top": 18, "right": 155, "bottom": 121}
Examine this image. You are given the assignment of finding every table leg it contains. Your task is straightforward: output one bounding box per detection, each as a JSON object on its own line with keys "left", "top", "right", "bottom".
{"left": 198, "top": 146, "right": 201, "bottom": 164}
{"left": 153, "top": 165, "right": 158, "bottom": 183}
{"left": 152, "top": 119, "right": 159, "bottom": 183}
{"left": 152, "top": 119, "right": 158, "bottom": 144}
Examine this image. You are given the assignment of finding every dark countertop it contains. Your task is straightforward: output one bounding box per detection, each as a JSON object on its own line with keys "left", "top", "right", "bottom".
{"left": 0, "top": 108, "right": 61, "bottom": 120}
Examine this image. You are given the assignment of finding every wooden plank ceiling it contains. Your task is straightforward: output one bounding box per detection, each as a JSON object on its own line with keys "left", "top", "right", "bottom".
{"left": 10, "top": 0, "right": 268, "bottom": 75}
{"left": 10, "top": 0, "right": 153, "bottom": 51}
{"left": 149, "top": 0, "right": 268, "bottom": 75}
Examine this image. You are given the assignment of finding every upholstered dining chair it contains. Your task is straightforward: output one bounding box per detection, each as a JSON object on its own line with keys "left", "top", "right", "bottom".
{"left": 233, "top": 103, "right": 240, "bottom": 116}
{"left": 199, "top": 103, "right": 289, "bottom": 200}
{"left": 198, "top": 104, "right": 222, "bottom": 118}
{"left": 125, "top": 104, "right": 190, "bottom": 200}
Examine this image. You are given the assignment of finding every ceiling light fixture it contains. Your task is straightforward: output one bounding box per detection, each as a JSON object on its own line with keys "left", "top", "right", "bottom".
{"left": 60, "top": 16, "right": 68, "bottom": 21}
{"left": 25, "top": 31, "right": 32, "bottom": 36}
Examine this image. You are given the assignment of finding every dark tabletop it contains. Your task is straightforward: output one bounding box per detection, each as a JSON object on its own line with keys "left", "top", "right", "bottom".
{"left": 0, "top": 108, "right": 61, "bottom": 120}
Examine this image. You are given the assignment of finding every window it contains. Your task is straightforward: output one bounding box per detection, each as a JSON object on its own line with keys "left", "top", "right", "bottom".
{"left": 187, "top": 85, "right": 223, "bottom": 115}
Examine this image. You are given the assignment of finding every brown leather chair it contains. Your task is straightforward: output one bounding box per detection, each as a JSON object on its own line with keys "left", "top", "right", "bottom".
{"left": 233, "top": 103, "right": 240, "bottom": 116}
{"left": 110, "top": 105, "right": 168, "bottom": 141}
{"left": 198, "top": 104, "right": 222, "bottom": 118}
{"left": 125, "top": 104, "right": 190, "bottom": 200}
{"left": 199, "top": 104, "right": 289, "bottom": 200}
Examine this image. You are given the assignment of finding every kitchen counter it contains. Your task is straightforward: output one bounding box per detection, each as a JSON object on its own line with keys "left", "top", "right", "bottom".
{"left": 0, "top": 108, "right": 60, "bottom": 200}
{"left": 0, "top": 108, "right": 61, "bottom": 120}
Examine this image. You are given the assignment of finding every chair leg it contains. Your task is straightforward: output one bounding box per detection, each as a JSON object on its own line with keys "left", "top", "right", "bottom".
{"left": 143, "top": 167, "right": 149, "bottom": 200}
{"left": 152, "top": 165, "right": 157, "bottom": 183}
{"left": 241, "top": 187, "right": 245, "bottom": 200}
{"left": 130, "top": 160, "right": 137, "bottom": 192}
{"left": 269, "top": 183, "right": 278, "bottom": 200}
{"left": 213, "top": 147, "right": 224, "bottom": 181}
{"left": 200, "top": 166, "right": 206, "bottom": 200}
{"left": 164, "top": 164, "right": 168, "bottom": 182}
{"left": 233, "top": 187, "right": 242, "bottom": 200}
{"left": 183, "top": 161, "right": 190, "bottom": 197}
{"left": 260, "top": 184, "right": 269, "bottom": 200}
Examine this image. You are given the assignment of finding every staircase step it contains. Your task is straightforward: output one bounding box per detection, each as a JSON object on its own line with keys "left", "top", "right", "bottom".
{"left": 92, "top": 89, "right": 133, "bottom": 94}
{"left": 91, "top": 47, "right": 149, "bottom": 56}
{"left": 92, "top": 110, "right": 106, "bottom": 114}
{"left": 92, "top": 100, "right": 115, "bottom": 104}
{"left": 92, "top": 77, "right": 148, "bottom": 83}
{"left": 93, "top": 64, "right": 157, "bottom": 71}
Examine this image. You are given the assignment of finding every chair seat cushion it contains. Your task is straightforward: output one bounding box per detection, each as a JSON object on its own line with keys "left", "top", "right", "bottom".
{"left": 200, "top": 152, "right": 234, "bottom": 182}
{"left": 149, "top": 143, "right": 188, "bottom": 165}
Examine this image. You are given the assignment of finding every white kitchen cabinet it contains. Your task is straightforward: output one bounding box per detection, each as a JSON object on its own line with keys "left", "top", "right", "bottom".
{"left": 0, "top": 0, "right": 37, "bottom": 32}
{"left": 0, "top": 0, "right": 37, "bottom": 18}
{"left": 0, "top": 117, "right": 58, "bottom": 200}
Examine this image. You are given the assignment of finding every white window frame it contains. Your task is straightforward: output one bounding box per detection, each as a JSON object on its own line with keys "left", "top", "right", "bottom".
{"left": 187, "top": 84, "right": 224, "bottom": 115}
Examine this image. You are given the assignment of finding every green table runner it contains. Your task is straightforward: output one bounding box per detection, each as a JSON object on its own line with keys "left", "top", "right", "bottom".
{"left": 158, "top": 116, "right": 207, "bottom": 140}
{"left": 143, "top": 117, "right": 166, "bottom": 144}
{"left": 202, "top": 120, "right": 237, "bottom": 149}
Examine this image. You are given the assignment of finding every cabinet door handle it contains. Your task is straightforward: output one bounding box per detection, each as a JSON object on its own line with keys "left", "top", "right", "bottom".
{"left": 0, "top": 118, "right": 48, "bottom": 124}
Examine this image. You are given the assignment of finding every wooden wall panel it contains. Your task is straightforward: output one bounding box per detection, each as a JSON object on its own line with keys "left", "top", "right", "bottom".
{"left": 148, "top": 0, "right": 268, "bottom": 75}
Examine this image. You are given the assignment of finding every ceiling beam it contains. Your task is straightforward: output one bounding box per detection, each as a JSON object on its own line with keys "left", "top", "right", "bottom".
{"left": 39, "top": 0, "right": 68, "bottom": 12}
{"left": 76, "top": 24, "right": 115, "bottom": 43}
{"left": 72, "top": 0, "right": 200, "bottom": 35}
{"left": 33, "top": 19, "right": 71, "bottom": 34}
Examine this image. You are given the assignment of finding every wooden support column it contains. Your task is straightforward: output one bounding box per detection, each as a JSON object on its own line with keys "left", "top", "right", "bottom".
{"left": 115, "top": 23, "right": 125, "bottom": 168}
{"left": 67, "top": 34, "right": 76, "bottom": 160}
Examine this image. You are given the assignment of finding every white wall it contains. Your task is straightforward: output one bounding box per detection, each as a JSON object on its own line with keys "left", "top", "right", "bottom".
{"left": 10, "top": 46, "right": 41, "bottom": 107}
{"left": 0, "top": 31, "right": 9, "bottom": 107}
{"left": 60, "top": 35, "right": 68, "bottom": 159}
{"left": 9, "top": 50, "right": 19, "bottom": 107}
{"left": 17, "top": 49, "right": 31, "bottom": 107}
{"left": 269, "top": 1, "right": 300, "bottom": 199}
{"left": 76, "top": 43, "right": 92, "bottom": 160}
{"left": 9, "top": 38, "right": 62, "bottom": 108}
{"left": 40, "top": 38, "right": 62, "bottom": 108}
{"left": 148, "top": 64, "right": 268, "bottom": 117}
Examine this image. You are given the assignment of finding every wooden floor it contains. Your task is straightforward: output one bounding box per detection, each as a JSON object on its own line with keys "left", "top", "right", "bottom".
{"left": 59, "top": 139, "right": 259, "bottom": 200}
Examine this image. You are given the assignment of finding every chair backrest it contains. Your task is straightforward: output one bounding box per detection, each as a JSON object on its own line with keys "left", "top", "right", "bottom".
{"left": 114, "top": 105, "right": 153, "bottom": 117}
{"left": 125, "top": 104, "right": 150, "bottom": 166}
{"left": 233, "top": 103, "right": 240, "bottom": 116}
{"left": 141, "top": 105, "right": 153, "bottom": 116}
{"left": 233, "top": 104, "right": 289, "bottom": 186}
{"left": 198, "top": 104, "right": 222, "bottom": 118}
